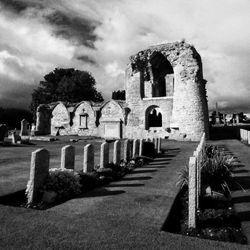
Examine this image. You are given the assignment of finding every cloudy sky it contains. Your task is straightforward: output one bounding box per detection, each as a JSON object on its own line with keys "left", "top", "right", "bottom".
{"left": 0, "top": 0, "right": 250, "bottom": 112}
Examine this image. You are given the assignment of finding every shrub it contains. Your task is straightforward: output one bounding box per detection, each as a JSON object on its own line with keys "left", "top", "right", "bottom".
{"left": 78, "top": 171, "right": 99, "bottom": 192}
{"left": 41, "top": 168, "right": 82, "bottom": 202}
{"left": 176, "top": 165, "right": 189, "bottom": 189}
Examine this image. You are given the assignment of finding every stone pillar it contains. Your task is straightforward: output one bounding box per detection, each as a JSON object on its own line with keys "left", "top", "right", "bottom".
{"left": 124, "top": 139, "right": 131, "bottom": 162}
{"left": 236, "top": 114, "right": 240, "bottom": 124}
{"left": 61, "top": 145, "right": 75, "bottom": 170}
{"left": 240, "top": 129, "right": 243, "bottom": 140}
{"left": 100, "top": 142, "right": 109, "bottom": 168}
{"left": 83, "top": 144, "right": 94, "bottom": 173}
{"left": 132, "top": 139, "right": 139, "bottom": 158}
{"left": 20, "top": 119, "right": 29, "bottom": 136}
{"left": 139, "top": 139, "right": 144, "bottom": 156}
{"left": 157, "top": 138, "right": 161, "bottom": 154}
{"left": 153, "top": 138, "right": 157, "bottom": 150}
{"left": 113, "top": 140, "right": 121, "bottom": 165}
{"left": 27, "top": 148, "right": 50, "bottom": 204}
{"left": 188, "top": 156, "right": 197, "bottom": 228}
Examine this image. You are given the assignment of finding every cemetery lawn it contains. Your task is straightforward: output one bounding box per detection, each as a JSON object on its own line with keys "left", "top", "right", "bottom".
{"left": 0, "top": 138, "right": 249, "bottom": 249}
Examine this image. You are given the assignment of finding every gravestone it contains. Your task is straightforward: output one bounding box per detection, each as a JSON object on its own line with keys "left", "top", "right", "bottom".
{"left": 100, "top": 142, "right": 109, "bottom": 168}
{"left": 20, "top": 119, "right": 29, "bottom": 136}
{"left": 157, "top": 138, "right": 161, "bottom": 154}
{"left": 153, "top": 138, "right": 157, "bottom": 150}
{"left": 61, "top": 145, "right": 75, "bottom": 169}
{"left": 113, "top": 140, "right": 121, "bottom": 165}
{"left": 139, "top": 139, "right": 144, "bottom": 156}
{"left": 0, "top": 124, "right": 8, "bottom": 143}
{"left": 248, "top": 131, "right": 250, "bottom": 145}
{"left": 83, "top": 144, "right": 94, "bottom": 173}
{"left": 11, "top": 132, "right": 21, "bottom": 144}
{"left": 132, "top": 139, "right": 139, "bottom": 158}
{"left": 27, "top": 148, "right": 50, "bottom": 204}
{"left": 123, "top": 139, "right": 131, "bottom": 162}
{"left": 188, "top": 156, "right": 197, "bottom": 228}
{"left": 30, "top": 123, "right": 36, "bottom": 136}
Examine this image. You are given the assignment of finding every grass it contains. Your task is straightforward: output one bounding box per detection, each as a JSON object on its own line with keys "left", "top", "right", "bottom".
{"left": 0, "top": 136, "right": 125, "bottom": 196}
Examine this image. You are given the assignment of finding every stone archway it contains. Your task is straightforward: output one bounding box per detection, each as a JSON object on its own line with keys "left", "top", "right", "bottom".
{"left": 145, "top": 105, "right": 163, "bottom": 130}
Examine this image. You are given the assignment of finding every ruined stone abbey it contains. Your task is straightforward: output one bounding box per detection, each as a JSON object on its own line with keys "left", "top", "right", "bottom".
{"left": 36, "top": 41, "right": 209, "bottom": 141}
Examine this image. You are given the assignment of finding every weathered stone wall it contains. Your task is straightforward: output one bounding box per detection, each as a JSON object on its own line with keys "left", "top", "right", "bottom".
{"left": 126, "top": 41, "right": 209, "bottom": 141}
{"left": 36, "top": 105, "right": 51, "bottom": 135}
{"left": 51, "top": 102, "right": 71, "bottom": 136}
{"left": 71, "top": 101, "right": 97, "bottom": 136}
{"left": 99, "top": 100, "right": 125, "bottom": 139}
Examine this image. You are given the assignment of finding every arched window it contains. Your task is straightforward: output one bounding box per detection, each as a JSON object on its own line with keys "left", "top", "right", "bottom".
{"left": 142, "top": 52, "right": 174, "bottom": 98}
{"left": 145, "top": 106, "right": 163, "bottom": 129}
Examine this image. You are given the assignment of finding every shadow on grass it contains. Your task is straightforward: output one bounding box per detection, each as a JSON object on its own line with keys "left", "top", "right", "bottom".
{"left": 129, "top": 169, "right": 157, "bottom": 174}
{"left": 79, "top": 188, "right": 125, "bottom": 198}
{"left": 122, "top": 176, "right": 152, "bottom": 181}
{"left": 0, "top": 189, "right": 26, "bottom": 207}
{"left": 107, "top": 183, "right": 145, "bottom": 188}
{"left": 232, "top": 195, "right": 250, "bottom": 203}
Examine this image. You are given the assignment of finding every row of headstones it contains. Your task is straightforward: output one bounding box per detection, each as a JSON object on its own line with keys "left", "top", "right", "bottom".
{"left": 239, "top": 129, "right": 250, "bottom": 144}
{"left": 27, "top": 138, "right": 162, "bottom": 204}
{"left": 188, "top": 132, "right": 206, "bottom": 229}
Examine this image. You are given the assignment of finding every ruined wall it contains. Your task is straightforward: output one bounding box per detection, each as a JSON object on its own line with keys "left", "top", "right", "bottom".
{"left": 126, "top": 41, "right": 209, "bottom": 141}
{"left": 71, "top": 101, "right": 98, "bottom": 136}
{"left": 36, "top": 105, "right": 51, "bottom": 135}
{"left": 99, "top": 100, "right": 125, "bottom": 139}
{"left": 50, "top": 102, "right": 71, "bottom": 136}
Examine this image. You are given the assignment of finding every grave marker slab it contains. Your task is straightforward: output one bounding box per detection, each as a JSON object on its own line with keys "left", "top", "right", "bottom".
{"left": 61, "top": 145, "right": 75, "bottom": 169}
{"left": 27, "top": 148, "right": 50, "bottom": 204}
{"left": 100, "top": 142, "right": 109, "bottom": 168}
{"left": 83, "top": 144, "right": 94, "bottom": 173}
{"left": 113, "top": 140, "right": 121, "bottom": 165}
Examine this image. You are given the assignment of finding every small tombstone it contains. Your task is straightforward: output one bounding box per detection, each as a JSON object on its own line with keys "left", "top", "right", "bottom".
{"left": 188, "top": 156, "right": 197, "bottom": 228}
{"left": 30, "top": 123, "right": 36, "bottom": 136}
{"left": 153, "top": 138, "right": 157, "bottom": 150}
{"left": 139, "top": 139, "right": 144, "bottom": 156}
{"left": 100, "top": 142, "right": 109, "bottom": 168}
{"left": 20, "top": 119, "right": 29, "bottom": 136}
{"left": 11, "top": 132, "right": 21, "bottom": 144}
{"left": 157, "top": 138, "right": 161, "bottom": 154}
{"left": 132, "top": 139, "right": 140, "bottom": 158}
{"left": 113, "top": 140, "right": 121, "bottom": 165}
{"left": 83, "top": 144, "right": 94, "bottom": 173}
{"left": 0, "top": 124, "right": 8, "bottom": 143}
{"left": 27, "top": 148, "right": 50, "bottom": 204}
{"left": 248, "top": 131, "right": 250, "bottom": 145}
{"left": 123, "top": 139, "right": 131, "bottom": 162}
{"left": 61, "top": 145, "right": 75, "bottom": 170}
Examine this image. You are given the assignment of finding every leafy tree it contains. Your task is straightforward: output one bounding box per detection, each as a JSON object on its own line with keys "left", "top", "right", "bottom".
{"left": 30, "top": 68, "right": 103, "bottom": 115}
{"left": 112, "top": 90, "right": 126, "bottom": 100}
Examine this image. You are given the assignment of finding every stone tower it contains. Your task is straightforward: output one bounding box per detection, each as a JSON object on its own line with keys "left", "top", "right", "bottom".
{"left": 125, "top": 41, "right": 209, "bottom": 141}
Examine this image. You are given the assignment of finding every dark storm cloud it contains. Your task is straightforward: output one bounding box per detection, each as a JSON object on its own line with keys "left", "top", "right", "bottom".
{"left": 76, "top": 55, "right": 96, "bottom": 65}
{"left": 46, "top": 11, "right": 98, "bottom": 48}
{"left": 0, "top": 0, "right": 42, "bottom": 13}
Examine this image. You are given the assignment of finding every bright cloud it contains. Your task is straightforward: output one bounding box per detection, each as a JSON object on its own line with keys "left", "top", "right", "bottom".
{"left": 0, "top": 0, "right": 250, "bottom": 112}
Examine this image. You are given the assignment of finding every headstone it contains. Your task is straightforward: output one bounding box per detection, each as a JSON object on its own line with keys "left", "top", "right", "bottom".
{"left": 139, "top": 139, "right": 144, "bottom": 156}
{"left": 11, "top": 132, "right": 21, "bottom": 144}
{"left": 188, "top": 156, "right": 197, "bottom": 228}
{"left": 236, "top": 114, "right": 240, "bottom": 124}
{"left": 123, "top": 139, "right": 131, "bottom": 162}
{"left": 153, "top": 138, "right": 157, "bottom": 150}
{"left": 0, "top": 124, "right": 8, "bottom": 143}
{"left": 61, "top": 145, "right": 75, "bottom": 169}
{"left": 240, "top": 129, "right": 243, "bottom": 140}
{"left": 248, "top": 131, "right": 250, "bottom": 145}
{"left": 30, "top": 123, "right": 36, "bottom": 136}
{"left": 157, "top": 138, "right": 161, "bottom": 154}
{"left": 132, "top": 139, "right": 140, "bottom": 158}
{"left": 100, "top": 142, "right": 109, "bottom": 168}
{"left": 20, "top": 119, "right": 29, "bottom": 136}
{"left": 113, "top": 140, "right": 121, "bottom": 165}
{"left": 27, "top": 148, "right": 50, "bottom": 204}
{"left": 83, "top": 144, "right": 94, "bottom": 173}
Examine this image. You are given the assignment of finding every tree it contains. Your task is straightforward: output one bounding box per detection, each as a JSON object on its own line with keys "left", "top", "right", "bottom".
{"left": 112, "top": 90, "right": 126, "bottom": 100}
{"left": 30, "top": 68, "right": 103, "bottom": 115}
